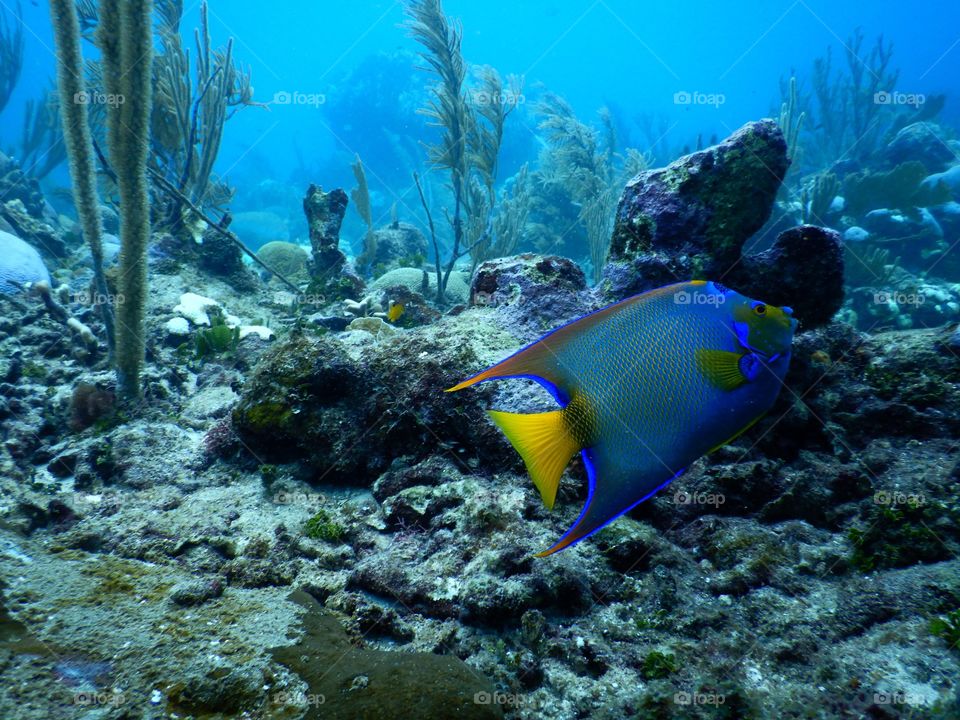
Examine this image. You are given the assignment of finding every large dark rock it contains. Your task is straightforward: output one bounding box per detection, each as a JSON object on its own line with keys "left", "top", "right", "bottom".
{"left": 729, "top": 225, "right": 845, "bottom": 329}
{"left": 197, "top": 225, "right": 256, "bottom": 290}
{"left": 608, "top": 119, "right": 788, "bottom": 276}
{"left": 600, "top": 121, "right": 843, "bottom": 328}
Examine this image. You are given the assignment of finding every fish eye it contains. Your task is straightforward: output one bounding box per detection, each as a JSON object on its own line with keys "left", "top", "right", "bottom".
{"left": 753, "top": 303, "right": 767, "bottom": 316}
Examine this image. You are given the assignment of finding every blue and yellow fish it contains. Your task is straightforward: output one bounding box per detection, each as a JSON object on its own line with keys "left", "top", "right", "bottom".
{"left": 447, "top": 280, "right": 797, "bottom": 556}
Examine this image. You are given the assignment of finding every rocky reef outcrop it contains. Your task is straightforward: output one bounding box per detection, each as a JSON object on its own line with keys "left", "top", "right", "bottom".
{"left": 603, "top": 120, "right": 843, "bottom": 328}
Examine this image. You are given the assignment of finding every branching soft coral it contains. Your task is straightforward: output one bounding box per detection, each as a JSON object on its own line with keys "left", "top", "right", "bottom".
{"left": 0, "top": 0, "right": 23, "bottom": 116}
{"left": 535, "top": 94, "right": 649, "bottom": 282}
{"left": 406, "top": 0, "right": 522, "bottom": 303}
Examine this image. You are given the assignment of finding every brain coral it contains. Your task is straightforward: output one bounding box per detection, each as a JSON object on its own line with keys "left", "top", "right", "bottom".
{"left": 0, "top": 230, "right": 51, "bottom": 294}
{"left": 369, "top": 267, "right": 470, "bottom": 304}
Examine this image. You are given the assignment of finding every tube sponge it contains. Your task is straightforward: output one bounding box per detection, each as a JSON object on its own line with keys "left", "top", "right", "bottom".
{"left": 49, "top": 0, "right": 116, "bottom": 352}
{"left": 97, "top": 0, "right": 153, "bottom": 398}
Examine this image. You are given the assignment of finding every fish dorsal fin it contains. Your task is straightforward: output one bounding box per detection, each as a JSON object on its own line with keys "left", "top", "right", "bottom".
{"left": 445, "top": 287, "right": 674, "bottom": 401}
{"left": 487, "top": 409, "right": 580, "bottom": 509}
{"left": 696, "top": 349, "right": 748, "bottom": 391}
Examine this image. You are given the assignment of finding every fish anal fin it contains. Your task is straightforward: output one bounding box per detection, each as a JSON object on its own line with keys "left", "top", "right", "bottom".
{"left": 696, "top": 349, "right": 747, "bottom": 391}
{"left": 488, "top": 409, "right": 580, "bottom": 510}
{"left": 535, "top": 448, "right": 685, "bottom": 557}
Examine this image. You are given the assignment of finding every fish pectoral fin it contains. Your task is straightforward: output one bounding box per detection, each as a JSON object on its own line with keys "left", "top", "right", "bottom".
{"left": 488, "top": 409, "right": 579, "bottom": 510}
{"left": 695, "top": 349, "right": 748, "bottom": 391}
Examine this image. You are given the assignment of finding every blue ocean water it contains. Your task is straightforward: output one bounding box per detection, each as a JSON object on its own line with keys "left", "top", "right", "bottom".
{"left": 3, "top": 0, "right": 958, "bottom": 225}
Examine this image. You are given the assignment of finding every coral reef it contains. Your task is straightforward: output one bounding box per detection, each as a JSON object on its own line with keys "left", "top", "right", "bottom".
{"left": 370, "top": 266, "right": 470, "bottom": 305}
{"left": 3, "top": 3, "right": 959, "bottom": 718}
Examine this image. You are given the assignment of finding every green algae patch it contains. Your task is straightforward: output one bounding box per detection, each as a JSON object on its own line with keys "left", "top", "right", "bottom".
{"left": 270, "top": 591, "right": 502, "bottom": 719}
{"left": 303, "top": 510, "right": 345, "bottom": 542}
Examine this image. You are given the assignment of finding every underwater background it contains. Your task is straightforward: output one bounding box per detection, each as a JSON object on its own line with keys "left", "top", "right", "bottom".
{"left": 1, "top": 0, "right": 959, "bottom": 718}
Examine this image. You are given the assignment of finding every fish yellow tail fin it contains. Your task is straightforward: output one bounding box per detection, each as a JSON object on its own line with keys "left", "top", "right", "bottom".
{"left": 487, "top": 409, "right": 580, "bottom": 510}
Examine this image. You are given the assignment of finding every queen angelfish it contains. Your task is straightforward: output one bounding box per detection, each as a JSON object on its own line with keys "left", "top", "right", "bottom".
{"left": 447, "top": 280, "right": 797, "bottom": 556}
